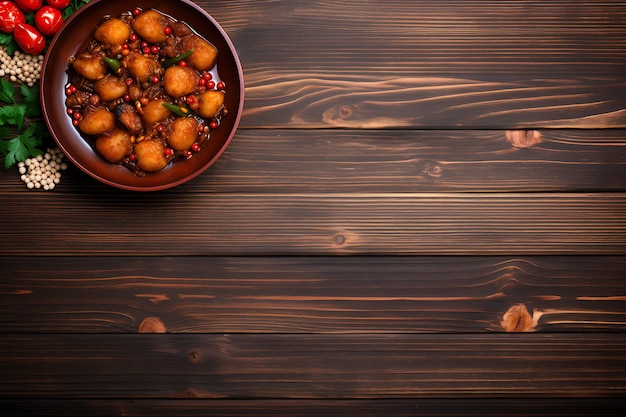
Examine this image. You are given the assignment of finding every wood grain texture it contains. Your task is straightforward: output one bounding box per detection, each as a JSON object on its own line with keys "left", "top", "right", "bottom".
{"left": 200, "top": 0, "right": 626, "bottom": 128}
{"left": 2, "top": 256, "right": 625, "bottom": 334}
{"left": 2, "top": 398, "right": 626, "bottom": 417}
{"left": 1, "top": 334, "right": 625, "bottom": 399}
{"left": 0, "top": 193, "right": 624, "bottom": 255}
{"left": 2, "top": 129, "right": 625, "bottom": 194}
{"left": 1, "top": 1, "right": 626, "bottom": 413}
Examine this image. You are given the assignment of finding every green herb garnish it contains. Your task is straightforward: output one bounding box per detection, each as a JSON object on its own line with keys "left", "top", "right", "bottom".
{"left": 161, "top": 102, "right": 190, "bottom": 117}
{"left": 0, "top": 79, "right": 50, "bottom": 168}
{"left": 163, "top": 49, "right": 194, "bottom": 67}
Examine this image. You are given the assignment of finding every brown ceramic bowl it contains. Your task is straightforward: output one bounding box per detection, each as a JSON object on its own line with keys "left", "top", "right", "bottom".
{"left": 40, "top": 0, "right": 244, "bottom": 191}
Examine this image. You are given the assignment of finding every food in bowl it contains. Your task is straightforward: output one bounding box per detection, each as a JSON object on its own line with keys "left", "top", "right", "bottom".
{"left": 64, "top": 6, "right": 229, "bottom": 175}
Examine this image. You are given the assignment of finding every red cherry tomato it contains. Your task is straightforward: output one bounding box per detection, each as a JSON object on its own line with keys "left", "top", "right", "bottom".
{"left": 0, "top": 1, "right": 25, "bottom": 33}
{"left": 34, "top": 5, "right": 62, "bottom": 36}
{"left": 45, "top": 0, "right": 70, "bottom": 9}
{"left": 14, "top": 0, "right": 42, "bottom": 13}
{"left": 13, "top": 21, "right": 46, "bottom": 54}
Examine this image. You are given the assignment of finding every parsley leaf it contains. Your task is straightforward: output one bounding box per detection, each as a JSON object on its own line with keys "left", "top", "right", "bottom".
{"left": 2, "top": 124, "right": 45, "bottom": 169}
{"left": 20, "top": 83, "right": 42, "bottom": 118}
{"left": 0, "top": 104, "right": 27, "bottom": 130}
{"left": 0, "top": 33, "right": 18, "bottom": 56}
{"left": 0, "top": 78, "right": 15, "bottom": 104}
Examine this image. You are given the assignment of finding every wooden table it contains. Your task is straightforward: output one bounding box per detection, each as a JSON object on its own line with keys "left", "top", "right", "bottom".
{"left": 2, "top": 1, "right": 626, "bottom": 415}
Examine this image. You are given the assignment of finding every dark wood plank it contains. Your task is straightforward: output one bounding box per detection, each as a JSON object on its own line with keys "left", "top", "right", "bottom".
{"left": 2, "top": 256, "right": 625, "bottom": 334}
{"left": 1, "top": 334, "right": 625, "bottom": 398}
{"left": 0, "top": 193, "right": 624, "bottom": 255}
{"left": 2, "top": 129, "right": 625, "bottom": 194}
{"left": 201, "top": 0, "right": 626, "bottom": 128}
{"left": 1, "top": 398, "right": 625, "bottom": 417}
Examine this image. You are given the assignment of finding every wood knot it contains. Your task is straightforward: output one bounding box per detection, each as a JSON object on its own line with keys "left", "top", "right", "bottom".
{"left": 322, "top": 105, "right": 354, "bottom": 125}
{"left": 187, "top": 350, "right": 201, "bottom": 363}
{"left": 422, "top": 160, "right": 443, "bottom": 178}
{"left": 501, "top": 304, "right": 536, "bottom": 332}
{"left": 138, "top": 317, "right": 166, "bottom": 333}
{"left": 506, "top": 130, "right": 542, "bottom": 148}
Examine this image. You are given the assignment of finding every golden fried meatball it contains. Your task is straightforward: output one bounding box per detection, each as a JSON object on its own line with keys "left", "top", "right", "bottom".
{"left": 94, "top": 74, "right": 128, "bottom": 101}
{"left": 142, "top": 99, "right": 172, "bottom": 124}
{"left": 94, "top": 18, "right": 131, "bottom": 48}
{"left": 181, "top": 35, "right": 218, "bottom": 71}
{"left": 167, "top": 117, "right": 198, "bottom": 151}
{"left": 134, "top": 139, "right": 168, "bottom": 172}
{"left": 132, "top": 10, "right": 169, "bottom": 44}
{"left": 163, "top": 65, "right": 198, "bottom": 98}
{"left": 79, "top": 107, "right": 115, "bottom": 135}
{"left": 95, "top": 129, "right": 133, "bottom": 163}
{"left": 72, "top": 53, "right": 106, "bottom": 81}
{"left": 196, "top": 90, "right": 225, "bottom": 119}
{"left": 125, "top": 51, "right": 161, "bottom": 83}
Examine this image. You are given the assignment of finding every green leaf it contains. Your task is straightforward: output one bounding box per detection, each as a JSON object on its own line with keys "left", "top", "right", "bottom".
{"left": 27, "top": 121, "right": 51, "bottom": 142}
{"left": 0, "top": 78, "right": 15, "bottom": 104}
{"left": 0, "top": 33, "right": 18, "bottom": 55}
{"left": 0, "top": 33, "right": 11, "bottom": 45}
{"left": 20, "top": 83, "right": 42, "bottom": 118}
{"left": 3, "top": 125, "right": 45, "bottom": 168}
{"left": 0, "top": 127, "right": 9, "bottom": 142}
{"left": 0, "top": 104, "right": 27, "bottom": 130}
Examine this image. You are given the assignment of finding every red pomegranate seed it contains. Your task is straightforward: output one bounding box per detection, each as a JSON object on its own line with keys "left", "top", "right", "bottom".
{"left": 207, "top": 81, "right": 215, "bottom": 89}
{"left": 164, "top": 26, "right": 172, "bottom": 35}
{"left": 125, "top": 78, "right": 133, "bottom": 86}
{"left": 132, "top": 8, "right": 142, "bottom": 16}
{"left": 191, "top": 142, "right": 200, "bottom": 152}
{"left": 209, "top": 120, "right": 218, "bottom": 129}
{"left": 151, "top": 45, "right": 160, "bottom": 54}
{"left": 130, "top": 33, "right": 138, "bottom": 42}
{"left": 217, "top": 81, "right": 225, "bottom": 90}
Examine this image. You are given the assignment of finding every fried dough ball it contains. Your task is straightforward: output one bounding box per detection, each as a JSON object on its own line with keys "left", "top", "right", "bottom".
{"left": 196, "top": 90, "right": 225, "bottom": 119}
{"left": 125, "top": 51, "right": 160, "bottom": 83}
{"left": 132, "top": 10, "right": 169, "bottom": 44}
{"left": 142, "top": 99, "right": 172, "bottom": 124}
{"left": 163, "top": 65, "right": 198, "bottom": 98}
{"left": 94, "top": 74, "right": 128, "bottom": 101}
{"left": 72, "top": 53, "right": 106, "bottom": 81}
{"left": 134, "top": 139, "right": 168, "bottom": 172}
{"left": 95, "top": 129, "right": 133, "bottom": 163}
{"left": 79, "top": 107, "right": 115, "bottom": 135}
{"left": 181, "top": 35, "right": 218, "bottom": 71}
{"left": 167, "top": 117, "right": 199, "bottom": 151}
{"left": 94, "top": 18, "right": 131, "bottom": 48}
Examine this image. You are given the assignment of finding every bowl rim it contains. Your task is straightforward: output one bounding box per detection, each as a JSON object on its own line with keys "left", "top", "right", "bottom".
{"left": 40, "top": 0, "right": 244, "bottom": 191}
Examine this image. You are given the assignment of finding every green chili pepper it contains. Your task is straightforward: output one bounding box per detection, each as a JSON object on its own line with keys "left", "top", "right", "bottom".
{"left": 162, "top": 102, "right": 189, "bottom": 117}
{"left": 163, "top": 49, "right": 194, "bottom": 67}
{"left": 102, "top": 56, "right": 121, "bottom": 72}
